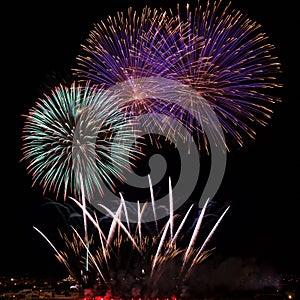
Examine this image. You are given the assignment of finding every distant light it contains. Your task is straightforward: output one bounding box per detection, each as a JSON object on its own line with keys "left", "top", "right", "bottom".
{"left": 288, "top": 294, "right": 293, "bottom": 299}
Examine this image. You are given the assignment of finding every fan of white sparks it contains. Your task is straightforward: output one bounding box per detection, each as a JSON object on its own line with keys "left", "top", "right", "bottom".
{"left": 33, "top": 174, "right": 230, "bottom": 290}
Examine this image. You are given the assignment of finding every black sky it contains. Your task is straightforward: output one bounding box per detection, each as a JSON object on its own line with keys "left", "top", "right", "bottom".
{"left": 4, "top": 0, "right": 299, "bottom": 279}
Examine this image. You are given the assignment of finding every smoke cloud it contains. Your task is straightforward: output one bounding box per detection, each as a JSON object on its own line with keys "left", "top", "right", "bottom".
{"left": 181, "top": 255, "right": 280, "bottom": 298}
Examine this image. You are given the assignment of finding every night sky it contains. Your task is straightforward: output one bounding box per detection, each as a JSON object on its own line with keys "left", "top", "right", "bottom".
{"left": 4, "top": 0, "right": 299, "bottom": 280}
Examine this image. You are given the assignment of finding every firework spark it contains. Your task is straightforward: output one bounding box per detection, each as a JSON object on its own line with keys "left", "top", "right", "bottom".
{"left": 21, "top": 81, "right": 142, "bottom": 200}
{"left": 34, "top": 178, "right": 230, "bottom": 298}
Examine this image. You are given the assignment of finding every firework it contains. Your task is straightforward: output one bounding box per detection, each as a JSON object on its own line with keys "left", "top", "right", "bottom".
{"left": 21, "top": 81, "right": 142, "bottom": 200}
{"left": 21, "top": 0, "right": 280, "bottom": 296}
{"left": 74, "top": 0, "right": 282, "bottom": 149}
{"left": 73, "top": 5, "right": 207, "bottom": 148}
{"left": 34, "top": 178, "right": 230, "bottom": 298}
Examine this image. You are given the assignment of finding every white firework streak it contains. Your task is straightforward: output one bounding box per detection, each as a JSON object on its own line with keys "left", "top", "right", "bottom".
{"left": 33, "top": 176, "right": 230, "bottom": 291}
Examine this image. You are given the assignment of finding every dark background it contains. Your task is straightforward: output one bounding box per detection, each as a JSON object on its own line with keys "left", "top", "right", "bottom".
{"left": 3, "top": 0, "right": 298, "bottom": 279}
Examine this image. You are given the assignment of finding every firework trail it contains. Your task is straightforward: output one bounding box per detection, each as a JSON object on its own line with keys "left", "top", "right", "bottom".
{"left": 34, "top": 178, "right": 230, "bottom": 298}
{"left": 21, "top": 81, "right": 143, "bottom": 200}
{"left": 21, "top": 0, "right": 281, "bottom": 296}
{"left": 74, "top": 0, "right": 282, "bottom": 149}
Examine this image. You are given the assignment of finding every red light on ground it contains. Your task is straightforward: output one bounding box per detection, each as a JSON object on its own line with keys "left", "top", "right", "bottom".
{"left": 80, "top": 297, "right": 178, "bottom": 300}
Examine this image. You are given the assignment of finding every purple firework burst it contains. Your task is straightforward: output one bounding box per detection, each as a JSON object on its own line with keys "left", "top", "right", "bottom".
{"left": 73, "top": 0, "right": 282, "bottom": 149}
